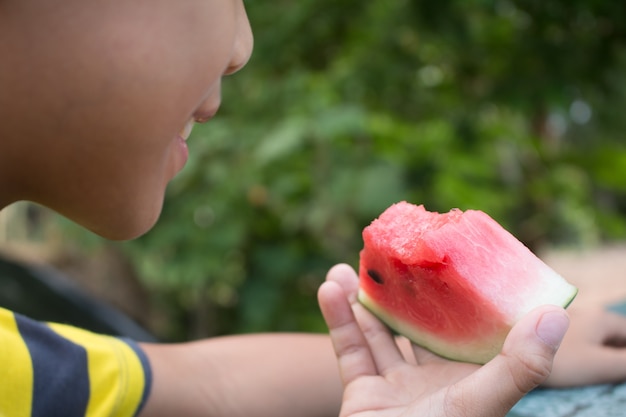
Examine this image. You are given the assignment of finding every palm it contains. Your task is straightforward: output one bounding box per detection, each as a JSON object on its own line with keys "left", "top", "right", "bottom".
{"left": 340, "top": 357, "right": 478, "bottom": 417}
{"left": 318, "top": 264, "right": 568, "bottom": 417}
{"left": 318, "top": 267, "right": 479, "bottom": 417}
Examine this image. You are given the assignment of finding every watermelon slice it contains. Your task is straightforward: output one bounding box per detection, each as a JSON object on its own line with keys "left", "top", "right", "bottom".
{"left": 358, "top": 201, "right": 578, "bottom": 364}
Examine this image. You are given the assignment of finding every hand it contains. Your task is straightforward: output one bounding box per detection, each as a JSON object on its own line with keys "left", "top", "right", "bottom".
{"left": 318, "top": 264, "right": 570, "bottom": 417}
{"left": 546, "top": 305, "right": 626, "bottom": 387}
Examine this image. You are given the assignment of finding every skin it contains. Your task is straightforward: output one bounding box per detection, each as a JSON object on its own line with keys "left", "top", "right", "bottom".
{"left": 139, "top": 334, "right": 342, "bottom": 417}
{"left": 319, "top": 265, "right": 570, "bottom": 417}
{"left": 546, "top": 306, "right": 626, "bottom": 387}
{"left": 0, "top": 0, "right": 252, "bottom": 239}
{"left": 1, "top": 0, "right": 626, "bottom": 416}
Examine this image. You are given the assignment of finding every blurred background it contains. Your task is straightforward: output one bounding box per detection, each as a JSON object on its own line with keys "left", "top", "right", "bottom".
{"left": 2, "top": 0, "right": 626, "bottom": 342}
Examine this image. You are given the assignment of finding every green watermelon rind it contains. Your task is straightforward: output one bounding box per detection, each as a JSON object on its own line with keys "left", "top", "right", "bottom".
{"left": 357, "top": 289, "right": 503, "bottom": 364}
{"left": 357, "top": 284, "right": 578, "bottom": 365}
{"left": 562, "top": 288, "right": 579, "bottom": 309}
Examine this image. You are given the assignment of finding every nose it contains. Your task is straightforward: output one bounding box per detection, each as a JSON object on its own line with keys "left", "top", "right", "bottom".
{"left": 194, "top": 2, "right": 253, "bottom": 122}
{"left": 224, "top": 2, "right": 254, "bottom": 76}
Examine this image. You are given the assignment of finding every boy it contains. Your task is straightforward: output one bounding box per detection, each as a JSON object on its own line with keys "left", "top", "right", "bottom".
{"left": 2, "top": 1, "right": 625, "bottom": 416}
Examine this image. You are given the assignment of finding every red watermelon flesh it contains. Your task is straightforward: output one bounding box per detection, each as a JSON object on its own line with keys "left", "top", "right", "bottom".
{"left": 358, "top": 202, "right": 578, "bottom": 364}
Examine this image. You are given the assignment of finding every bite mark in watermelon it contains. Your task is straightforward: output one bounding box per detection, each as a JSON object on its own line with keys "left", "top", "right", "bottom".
{"left": 358, "top": 201, "right": 578, "bottom": 364}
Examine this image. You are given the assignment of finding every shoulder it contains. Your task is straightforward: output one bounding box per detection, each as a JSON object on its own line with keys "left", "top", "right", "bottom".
{"left": 0, "top": 307, "right": 152, "bottom": 417}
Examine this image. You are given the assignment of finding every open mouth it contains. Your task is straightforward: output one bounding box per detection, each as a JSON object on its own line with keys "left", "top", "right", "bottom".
{"left": 179, "top": 119, "right": 195, "bottom": 141}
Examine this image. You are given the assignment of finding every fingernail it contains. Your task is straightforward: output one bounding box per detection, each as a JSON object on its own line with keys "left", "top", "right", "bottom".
{"left": 536, "top": 310, "right": 570, "bottom": 350}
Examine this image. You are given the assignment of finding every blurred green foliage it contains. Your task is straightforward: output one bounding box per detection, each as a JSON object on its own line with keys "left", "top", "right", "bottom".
{"left": 79, "top": 0, "right": 626, "bottom": 340}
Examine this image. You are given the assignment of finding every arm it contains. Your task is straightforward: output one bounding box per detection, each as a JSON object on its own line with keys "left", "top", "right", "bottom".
{"left": 138, "top": 333, "right": 342, "bottom": 417}
{"left": 137, "top": 265, "right": 626, "bottom": 417}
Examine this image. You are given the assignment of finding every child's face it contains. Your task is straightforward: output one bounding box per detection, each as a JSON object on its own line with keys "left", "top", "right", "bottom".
{"left": 1, "top": 0, "right": 253, "bottom": 239}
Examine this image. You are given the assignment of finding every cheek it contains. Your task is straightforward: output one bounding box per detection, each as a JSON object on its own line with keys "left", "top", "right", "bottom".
{"left": 105, "top": 4, "right": 234, "bottom": 117}
{"left": 12, "top": 1, "right": 237, "bottom": 239}
{"left": 37, "top": 132, "right": 173, "bottom": 240}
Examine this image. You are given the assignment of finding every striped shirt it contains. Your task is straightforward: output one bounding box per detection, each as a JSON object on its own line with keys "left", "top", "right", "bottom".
{"left": 0, "top": 307, "right": 152, "bottom": 417}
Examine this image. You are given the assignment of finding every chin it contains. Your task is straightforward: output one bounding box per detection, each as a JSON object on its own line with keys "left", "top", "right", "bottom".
{"left": 96, "top": 216, "right": 160, "bottom": 241}
{"left": 78, "top": 204, "right": 163, "bottom": 241}
{"left": 95, "top": 224, "right": 155, "bottom": 241}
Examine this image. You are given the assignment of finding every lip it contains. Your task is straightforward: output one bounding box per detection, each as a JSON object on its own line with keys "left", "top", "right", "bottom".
{"left": 173, "top": 132, "right": 189, "bottom": 175}
{"left": 170, "top": 123, "right": 191, "bottom": 178}
{"left": 169, "top": 103, "right": 219, "bottom": 178}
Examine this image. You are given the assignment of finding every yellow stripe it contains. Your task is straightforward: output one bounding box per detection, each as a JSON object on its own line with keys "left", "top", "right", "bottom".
{"left": 0, "top": 308, "right": 33, "bottom": 417}
{"left": 48, "top": 323, "right": 146, "bottom": 417}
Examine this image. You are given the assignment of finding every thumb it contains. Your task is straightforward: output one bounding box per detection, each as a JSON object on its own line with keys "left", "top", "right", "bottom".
{"left": 447, "top": 305, "right": 570, "bottom": 417}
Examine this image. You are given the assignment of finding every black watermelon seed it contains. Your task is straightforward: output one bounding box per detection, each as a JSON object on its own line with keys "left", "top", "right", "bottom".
{"left": 367, "top": 269, "right": 384, "bottom": 284}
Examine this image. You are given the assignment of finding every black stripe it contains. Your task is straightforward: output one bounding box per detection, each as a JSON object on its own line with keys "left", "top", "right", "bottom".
{"left": 15, "top": 313, "right": 90, "bottom": 417}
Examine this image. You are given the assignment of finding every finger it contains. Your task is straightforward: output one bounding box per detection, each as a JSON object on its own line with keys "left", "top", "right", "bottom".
{"left": 325, "top": 263, "right": 360, "bottom": 303}
{"left": 318, "top": 280, "right": 377, "bottom": 385}
{"left": 352, "top": 298, "right": 406, "bottom": 373}
{"left": 545, "top": 308, "right": 626, "bottom": 387}
{"left": 552, "top": 346, "right": 626, "bottom": 386}
{"left": 396, "top": 336, "right": 417, "bottom": 364}
{"left": 411, "top": 343, "right": 448, "bottom": 365}
{"left": 447, "top": 306, "right": 569, "bottom": 417}
{"left": 599, "top": 309, "right": 626, "bottom": 346}
{"left": 583, "top": 349, "right": 626, "bottom": 384}
{"left": 327, "top": 263, "right": 406, "bottom": 373}
{"left": 396, "top": 334, "right": 450, "bottom": 366}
